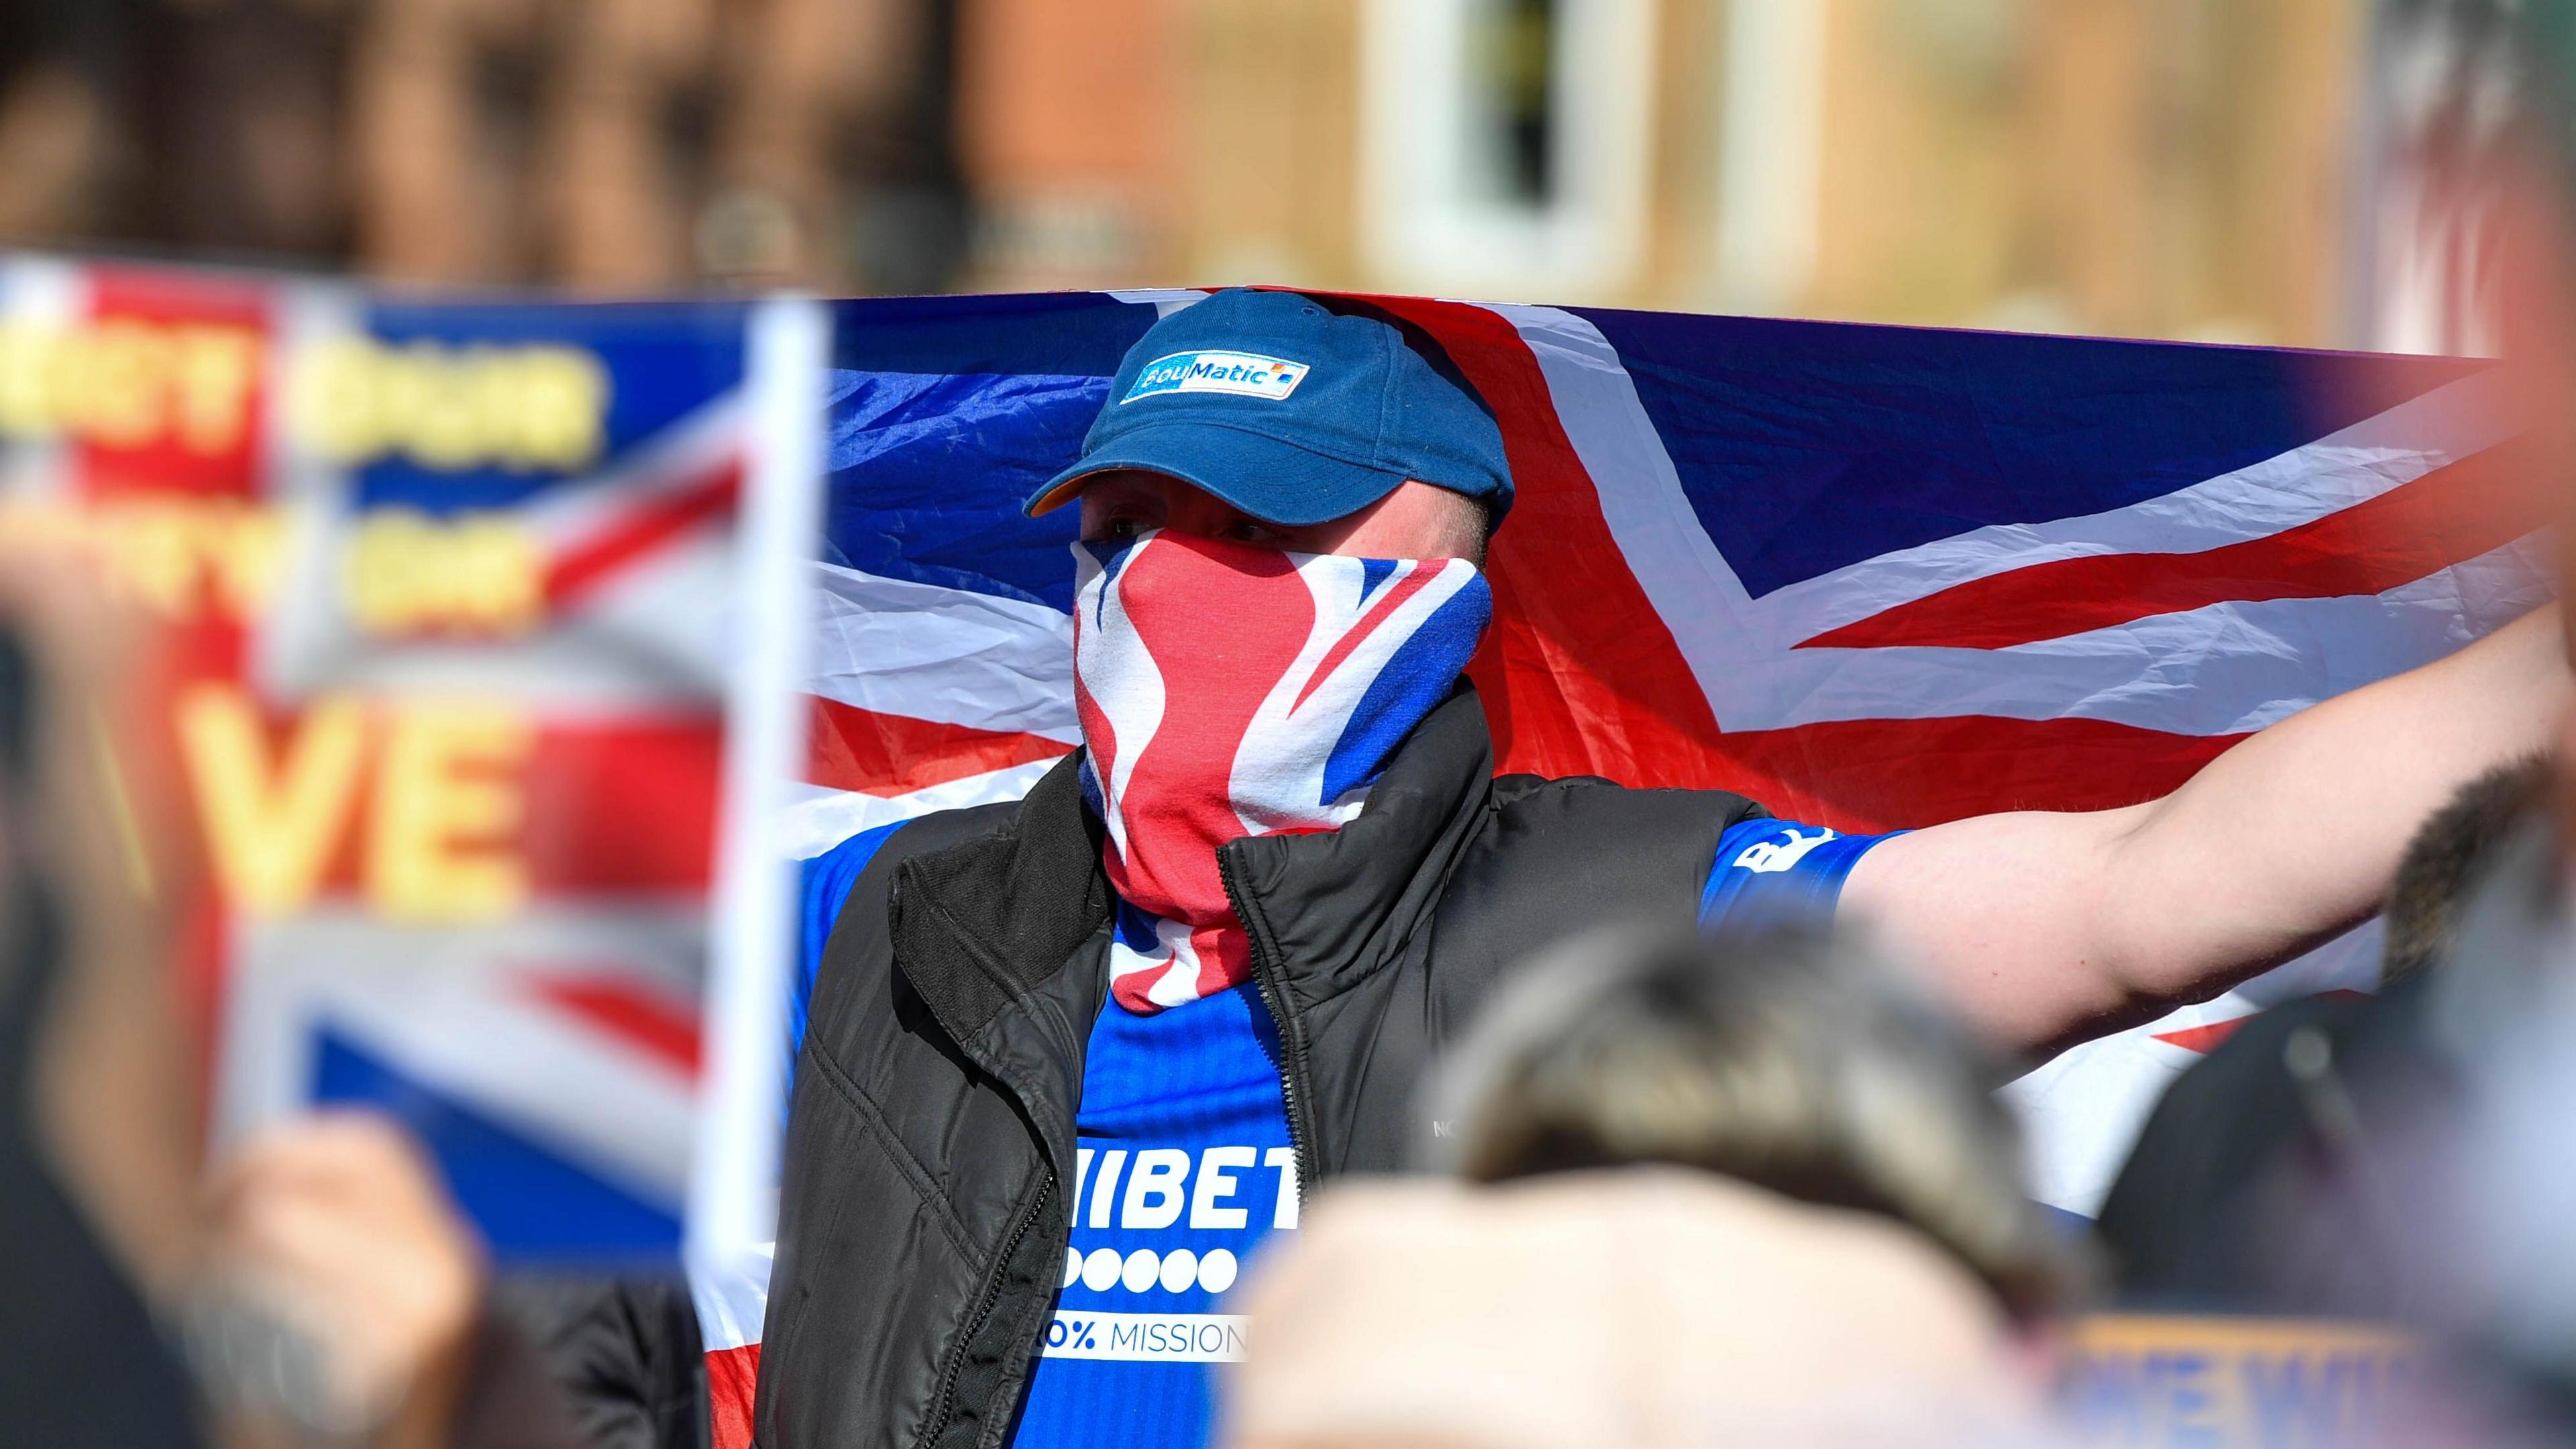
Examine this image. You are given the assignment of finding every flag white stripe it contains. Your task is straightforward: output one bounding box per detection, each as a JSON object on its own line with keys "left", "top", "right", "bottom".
{"left": 513, "top": 397, "right": 747, "bottom": 547}
{"left": 1741, "top": 542, "right": 2550, "bottom": 734}
{"left": 810, "top": 561, "right": 1080, "bottom": 739}
{"left": 780, "top": 757, "right": 1062, "bottom": 861}
{"left": 690, "top": 1241, "right": 775, "bottom": 1353}
{"left": 221, "top": 906, "right": 703, "bottom": 1203}
{"left": 320, "top": 970, "right": 696, "bottom": 1205}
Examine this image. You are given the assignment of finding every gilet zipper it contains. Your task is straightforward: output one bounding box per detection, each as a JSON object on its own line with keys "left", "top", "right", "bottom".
{"left": 1218, "top": 844, "right": 1315, "bottom": 1196}
{"left": 917, "top": 1167, "right": 1055, "bottom": 1449}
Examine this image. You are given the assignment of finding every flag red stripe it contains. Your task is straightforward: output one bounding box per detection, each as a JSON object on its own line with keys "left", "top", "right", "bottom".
{"left": 2150, "top": 1018, "right": 2251, "bottom": 1055}
{"left": 706, "top": 1344, "right": 760, "bottom": 1449}
{"left": 1699, "top": 714, "right": 2247, "bottom": 834}
{"left": 519, "top": 718, "right": 723, "bottom": 891}
{"left": 1352, "top": 294, "right": 1735, "bottom": 787}
{"left": 523, "top": 974, "right": 702, "bottom": 1077}
{"left": 1291, "top": 564, "right": 1440, "bottom": 713}
{"left": 2149, "top": 989, "right": 2368, "bottom": 1053}
{"left": 1801, "top": 447, "right": 2532, "bottom": 651}
{"left": 806, "top": 695, "right": 1072, "bottom": 798}
{"left": 543, "top": 459, "right": 743, "bottom": 608}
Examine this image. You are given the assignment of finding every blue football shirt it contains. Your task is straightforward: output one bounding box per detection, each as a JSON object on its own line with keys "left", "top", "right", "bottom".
{"left": 1010, "top": 907, "right": 1298, "bottom": 1449}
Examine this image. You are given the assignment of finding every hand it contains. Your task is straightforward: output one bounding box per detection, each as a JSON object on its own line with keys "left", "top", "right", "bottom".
{"left": 195, "top": 1113, "right": 487, "bottom": 1449}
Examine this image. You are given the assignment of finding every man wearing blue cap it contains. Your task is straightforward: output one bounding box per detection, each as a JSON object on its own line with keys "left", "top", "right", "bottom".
{"left": 727, "top": 290, "right": 2565, "bottom": 1449}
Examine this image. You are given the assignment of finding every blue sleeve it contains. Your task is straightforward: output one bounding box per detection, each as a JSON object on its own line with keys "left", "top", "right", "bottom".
{"left": 790, "top": 822, "right": 906, "bottom": 1065}
{"left": 1699, "top": 818, "right": 1904, "bottom": 932}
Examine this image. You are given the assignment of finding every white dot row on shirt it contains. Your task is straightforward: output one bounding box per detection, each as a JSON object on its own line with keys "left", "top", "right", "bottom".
{"left": 1063, "top": 1245, "right": 1241, "bottom": 1296}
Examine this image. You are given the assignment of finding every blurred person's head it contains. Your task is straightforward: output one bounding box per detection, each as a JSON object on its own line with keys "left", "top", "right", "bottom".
{"left": 1220, "top": 928, "right": 2073, "bottom": 1449}
{"left": 1225, "top": 1172, "right": 2063, "bottom": 1449}
{"left": 1429, "top": 926, "right": 2070, "bottom": 1324}
{"left": 2383, "top": 753, "right": 2552, "bottom": 985}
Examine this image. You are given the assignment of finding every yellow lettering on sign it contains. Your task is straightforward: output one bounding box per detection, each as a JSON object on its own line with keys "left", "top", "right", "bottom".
{"left": 205, "top": 504, "right": 288, "bottom": 618}
{"left": 290, "top": 336, "right": 382, "bottom": 465}
{"left": 0, "top": 319, "right": 263, "bottom": 453}
{"left": 368, "top": 702, "right": 531, "bottom": 922}
{"left": 176, "top": 688, "right": 537, "bottom": 922}
{"left": 172, "top": 326, "right": 262, "bottom": 455}
{"left": 62, "top": 499, "right": 290, "bottom": 622}
{"left": 113, "top": 503, "right": 202, "bottom": 616}
{"left": 66, "top": 320, "right": 169, "bottom": 447}
{"left": 0, "top": 323, "right": 52, "bottom": 436}
{"left": 178, "top": 686, "right": 367, "bottom": 915}
{"left": 0, "top": 315, "right": 609, "bottom": 468}
{"left": 288, "top": 337, "right": 610, "bottom": 472}
{"left": 341, "top": 508, "right": 543, "bottom": 636}
{"left": 508, "top": 348, "right": 613, "bottom": 470}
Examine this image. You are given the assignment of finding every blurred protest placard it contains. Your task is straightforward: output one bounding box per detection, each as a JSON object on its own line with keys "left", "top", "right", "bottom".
{"left": 2061, "top": 1315, "right": 2422, "bottom": 1448}
{"left": 0, "top": 255, "right": 820, "bottom": 1265}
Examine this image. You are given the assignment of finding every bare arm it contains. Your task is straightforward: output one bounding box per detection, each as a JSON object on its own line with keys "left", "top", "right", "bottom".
{"left": 1842, "top": 606, "right": 2571, "bottom": 1055}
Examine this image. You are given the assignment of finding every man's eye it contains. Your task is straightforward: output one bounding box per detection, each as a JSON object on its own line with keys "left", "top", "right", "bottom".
{"left": 1097, "top": 516, "right": 1144, "bottom": 541}
{"left": 1222, "top": 521, "right": 1275, "bottom": 543}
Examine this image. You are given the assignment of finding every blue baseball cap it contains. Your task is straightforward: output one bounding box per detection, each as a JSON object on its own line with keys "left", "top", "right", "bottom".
{"left": 1023, "top": 288, "right": 1513, "bottom": 527}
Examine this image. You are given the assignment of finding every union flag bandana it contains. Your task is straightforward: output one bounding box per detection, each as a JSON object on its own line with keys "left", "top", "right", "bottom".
{"left": 1072, "top": 530, "right": 1493, "bottom": 1014}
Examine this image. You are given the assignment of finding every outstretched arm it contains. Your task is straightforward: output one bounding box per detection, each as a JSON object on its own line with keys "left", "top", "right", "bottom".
{"left": 1842, "top": 606, "right": 2570, "bottom": 1055}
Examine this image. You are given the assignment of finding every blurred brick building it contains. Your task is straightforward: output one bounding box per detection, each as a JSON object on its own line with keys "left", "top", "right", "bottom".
{"left": 0, "top": 0, "right": 2451, "bottom": 348}
{"left": 967, "top": 0, "right": 2369, "bottom": 345}
{"left": 0, "top": 0, "right": 963, "bottom": 294}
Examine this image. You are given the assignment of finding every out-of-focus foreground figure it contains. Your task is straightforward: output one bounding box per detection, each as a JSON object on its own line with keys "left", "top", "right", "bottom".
{"left": 2081, "top": 3, "right": 2576, "bottom": 1441}
{"left": 2095, "top": 755, "right": 2551, "bottom": 1313}
{"left": 1223, "top": 929, "right": 2073, "bottom": 1449}
{"left": 0, "top": 543, "right": 576, "bottom": 1448}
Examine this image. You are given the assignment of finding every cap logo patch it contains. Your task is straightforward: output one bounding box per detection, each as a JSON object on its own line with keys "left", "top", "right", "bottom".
{"left": 1122, "top": 351, "right": 1310, "bottom": 405}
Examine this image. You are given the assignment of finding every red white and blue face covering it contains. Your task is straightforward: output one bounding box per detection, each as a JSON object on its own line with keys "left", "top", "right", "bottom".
{"left": 1072, "top": 529, "right": 1493, "bottom": 1014}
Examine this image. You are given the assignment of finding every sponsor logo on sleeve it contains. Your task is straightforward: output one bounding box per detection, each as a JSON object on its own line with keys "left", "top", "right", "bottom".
{"left": 1730, "top": 826, "right": 1838, "bottom": 874}
{"left": 1122, "top": 352, "right": 1311, "bottom": 404}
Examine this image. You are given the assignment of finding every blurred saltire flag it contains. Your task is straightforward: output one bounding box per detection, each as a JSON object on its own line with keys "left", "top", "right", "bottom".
{"left": 688, "top": 287, "right": 2544, "bottom": 1446}
{"left": 0, "top": 257, "right": 820, "bottom": 1271}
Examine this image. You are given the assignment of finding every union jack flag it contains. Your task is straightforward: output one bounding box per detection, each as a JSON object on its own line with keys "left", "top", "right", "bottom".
{"left": 690, "top": 286, "right": 2544, "bottom": 1442}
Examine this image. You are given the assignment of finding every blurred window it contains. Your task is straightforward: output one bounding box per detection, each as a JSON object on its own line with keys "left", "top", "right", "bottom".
{"left": 1360, "top": 0, "right": 1653, "bottom": 297}
{"left": 1462, "top": 0, "right": 1560, "bottom": 209}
